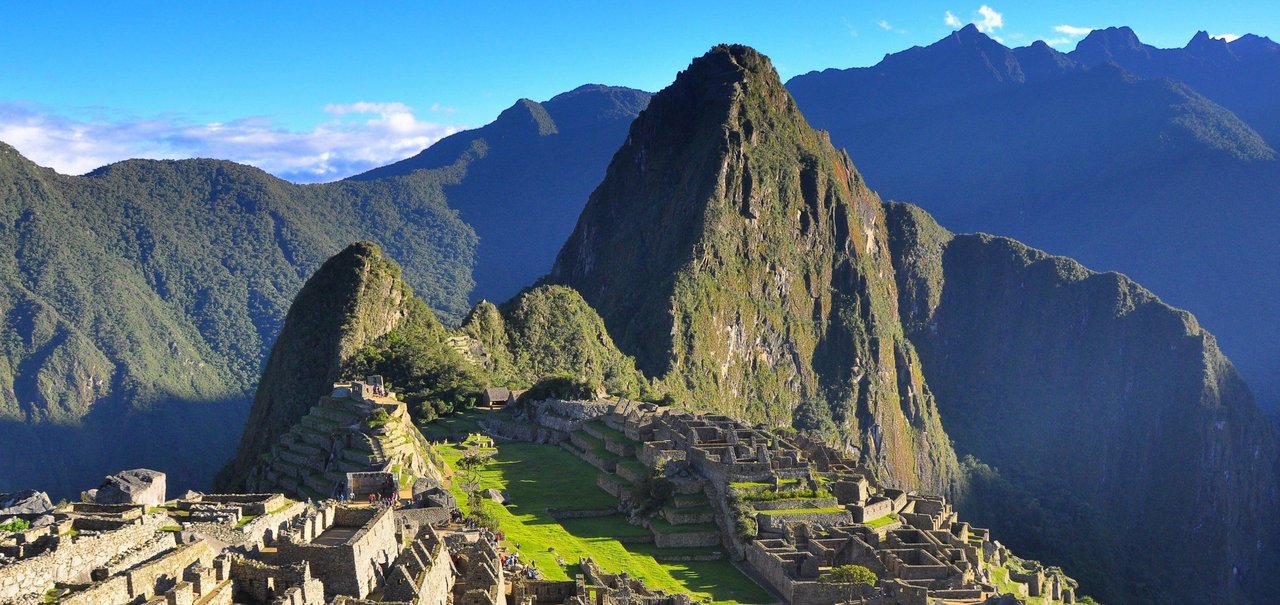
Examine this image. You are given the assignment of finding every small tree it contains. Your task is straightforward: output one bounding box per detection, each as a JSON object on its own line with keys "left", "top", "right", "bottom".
{"left": 456, "top": 443, "right": 495, "bottom": 516}
{"left": 818, "top": 564, "right": 877, "bottom": 603}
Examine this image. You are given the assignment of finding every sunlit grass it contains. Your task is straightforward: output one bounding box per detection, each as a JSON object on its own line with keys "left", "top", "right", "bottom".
{"left": 431, "top": 412, "right": 773, "bottom": 604}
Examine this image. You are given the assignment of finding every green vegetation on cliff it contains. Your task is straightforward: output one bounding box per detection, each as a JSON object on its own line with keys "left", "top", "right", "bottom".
{"left": 885, "top": 202, "right": 1278, "bottom": 605}
{"left": 344, "top": 297, "right": 487, "bottom": 422}
{"left": 219, "top": 242, "right": 427, "bottom": 489}
{"left": 549, "top": 45, "right": 960, "bottom": 495}
{"left": 463, "top": 285, "right": 649, "bottom": 398}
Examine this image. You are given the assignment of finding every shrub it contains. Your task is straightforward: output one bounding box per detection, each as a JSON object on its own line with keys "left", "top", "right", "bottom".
{"left": 365, "top": 409, "right": 392, "bottom": 429}
{"left": 0, "top": 518, "right": 31, "bottom": 533}
{"left": 819, "top": 565, "right": 877, "bottom": 602}
{"left": 727, "top": 493, "right": 758, "bottom": 541}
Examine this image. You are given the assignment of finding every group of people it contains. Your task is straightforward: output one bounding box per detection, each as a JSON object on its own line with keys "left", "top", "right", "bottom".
{"left": 334, "top": 491, "right": 399, "bottom": 508}
{"left": 500, "top": 551, "right": 542, "bottom": 579}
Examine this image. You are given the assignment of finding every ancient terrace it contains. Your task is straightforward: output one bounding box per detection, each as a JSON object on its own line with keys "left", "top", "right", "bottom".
{"left": 244, "top": 377, "right": 443, "bottom": 501}
{"left": 482, "top": 397, "right": 1080, "bottom": 605}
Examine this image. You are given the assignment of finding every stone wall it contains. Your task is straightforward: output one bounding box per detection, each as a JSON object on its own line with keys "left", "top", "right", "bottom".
{"left": 850, "top": 497, "right": 894, "bottom": 523}
{"left": 651, "top": 528, "right": 721, "bottom": 549}
{"left": 395, "top": 507, "right": 452, "bottom": 532}
{"left": 63, "top": 540, "right": 218, "bottom": 605}
{"left": 755, "top": 510, "right": 853, "bottom": 533}
{"left": 197, "top": 493, "right": 288, "bottom": 516}
{"left": 93, "top": 532, "right": 178, "bottom": 580}
{"left": 0, "top": 513, "right": 166, "bottom": 601}
{"left": 384, "top": 532, "right": 452, "bottom": 605}
{"left": 510, "top": 578, "right": 578, "bottom": 605}
{"left": 184, "top": 499, "right": 306, "bottom": 549}
{"left": 230, "top": 557, "right": 325, "bottom": 605}
{"left": 275, "top": 506, "right": 398, "bottom": 600}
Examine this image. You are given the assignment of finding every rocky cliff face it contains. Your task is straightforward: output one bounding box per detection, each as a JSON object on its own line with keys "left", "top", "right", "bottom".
{"left": 549, "top": 45, "right": 961, "bottom": 495}
{"left": 886, "top": 202, "right": 1279, "bottom": 604}
{"left": 218, "top": 242, "right": 420, "bottom": 490}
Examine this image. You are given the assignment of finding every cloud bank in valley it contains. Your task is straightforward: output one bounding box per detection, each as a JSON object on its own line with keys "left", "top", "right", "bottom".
{"left": 0, "top": 101, "right": 463, "bottom": 183}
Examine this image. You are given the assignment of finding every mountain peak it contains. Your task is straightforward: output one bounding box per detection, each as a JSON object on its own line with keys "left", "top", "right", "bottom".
{"left": 1073, "top": 26, "right": 1149, "bottom": 64}
{"left": 551, "top": 45, "right": 962, "bottom": 493}
{"left": 218, "top": 240, "right": 419, "bottom": 489}
{"left": 952, "top": 23, "right": 986, "bottom": 40}
{"left": 495, "top": 98, "right": 558, "bottom": 136}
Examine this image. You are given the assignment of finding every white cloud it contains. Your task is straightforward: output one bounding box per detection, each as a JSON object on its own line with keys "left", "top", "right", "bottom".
{"left": 841, "top": 16, "right": 859, "bottom": 37}
{"left": 976, "top": 5, "right": 1003, "bottom": 33}
{"left": 946, "top": 6, "right": 1004, "bottom": 40}
{"left": 1213, "top": 33, "right": 1241, "bottom": 42}
{"left": 876, "top": 19, "right": 906, "bottom": 34}
{"left": 0, "top": 102, "right": 464, "bottom": 182}
{"left": 1044, "top": 37, "right": 1073, "bottom": 47}
{"left": 1054, "top": 24, "right": 1094, "bottom": 36}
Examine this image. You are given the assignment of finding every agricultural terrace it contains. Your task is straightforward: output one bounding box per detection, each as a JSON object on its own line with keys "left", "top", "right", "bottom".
{"left": 424, "top": 410, "right": 774, "bottom": 605}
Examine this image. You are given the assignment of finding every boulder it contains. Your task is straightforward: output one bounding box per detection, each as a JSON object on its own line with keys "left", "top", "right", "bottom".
{"left": 94, "top": 469, "right": 167, "bottom": 506}
{"left": 483, "top": 488, "right": 507, "bottom": 504}
{"left": 0, "top": 490, "right": 53, "bottom": 516}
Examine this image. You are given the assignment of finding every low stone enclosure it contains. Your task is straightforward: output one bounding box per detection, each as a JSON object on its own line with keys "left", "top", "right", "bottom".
{"left": 489, "top": 398, "right": 1081, "bottom": 605}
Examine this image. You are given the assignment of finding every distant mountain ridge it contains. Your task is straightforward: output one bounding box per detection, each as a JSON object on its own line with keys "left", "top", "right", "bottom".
{"left": 1069, "top": 26, "right": 1280, "bottom": 144}
{"left": 0, "top": 84, "right": 650, "bottom": 499}
{"left": 353, "top": 84, "right": 652, "bottom": 305}
{"left": 786, "top": 24, "right": 1280, "bottom": 411}
{"left": 887, "top": 202, "right": 1277, "bottom": 604}
{"left": 0, "top": 144, "right": 475, "bottom": 497}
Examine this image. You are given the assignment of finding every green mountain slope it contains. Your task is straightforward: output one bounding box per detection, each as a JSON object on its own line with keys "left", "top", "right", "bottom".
{"left": 460, "top": 285, "right": 648, "bottom": 398}
{"left": 886, "top": 202, "right": 1278, "bottom": 605}
{"left": 0, "top": 144, "right": 476, "bottom": 497}
{"left": 549, "top": 45, "right": 962, "bottom": 495}
{"left": 218, "top": 242, "right": 422, "bottom": 489}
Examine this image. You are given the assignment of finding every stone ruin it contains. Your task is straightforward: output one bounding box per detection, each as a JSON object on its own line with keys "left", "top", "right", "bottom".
{"left": 497, "top": 397, "right": 1082, "bottom": 605}
{"left": 2, "top": 394, "right": 1083, "bottom": 605}
{"left": 508, "top": 558, "right": 693, "bottom": 605}
{"left": 242, "top": 381, "right": 443, "bottom": 501}
{"left": 0, "top": 463, "right": 460, "bottom": 605}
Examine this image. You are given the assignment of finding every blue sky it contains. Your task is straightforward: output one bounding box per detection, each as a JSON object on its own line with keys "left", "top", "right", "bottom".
{"left": 2, "top": 1, "right": 1275, "bottom": 181}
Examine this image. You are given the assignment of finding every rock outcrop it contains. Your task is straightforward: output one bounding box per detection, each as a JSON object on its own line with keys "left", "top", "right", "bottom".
{"left": 0, "top": 490, "right": 53, "bottom": 516}
{"left": 91, "top": 469, "right": 167, "bottom": 506}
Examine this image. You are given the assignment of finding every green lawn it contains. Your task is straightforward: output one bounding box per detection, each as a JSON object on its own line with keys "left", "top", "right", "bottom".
{"left": 755, "top": 507, "right": 846, "bottom": 516}
{"left": 865, "top": 513, "right": 898, "bottom": 528}
{"left": 419, "top": 409, "right": 486, "bottom": 441}
{"left": 433, "top": 429, "right": 773, "bottom": 604}
{"left": 585, "top": 420, "right": 635, "bottom": 444}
